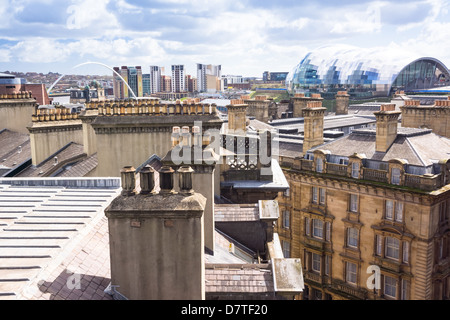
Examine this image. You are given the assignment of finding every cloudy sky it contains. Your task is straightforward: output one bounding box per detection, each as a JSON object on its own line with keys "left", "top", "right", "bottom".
{"left": 0, "top": 0, "right": 449, "bottom": 77}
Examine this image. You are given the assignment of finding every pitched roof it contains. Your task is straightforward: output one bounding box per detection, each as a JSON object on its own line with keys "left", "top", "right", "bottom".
{"left": 0, "top": 130, "right": 31, "bottom": 176}
{"left": 55, "top": 153, "right": 98, "bottom": 178}
{"left": 16, "top": 143, "right": 86, "bottom": 177}
{"left": 309, "top": 127, "right": 450, "bottom": 166}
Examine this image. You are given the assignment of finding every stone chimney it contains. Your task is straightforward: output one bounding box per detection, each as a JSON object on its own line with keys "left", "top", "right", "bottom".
{"left": 374, "top": 103, "right": 401, "bottom": 153}
{"left": 335, "top": 91, "right": 350, "bottom": 115}
{"left": 292, "top": 93, "right": 323, "bottom": 118}
{"left": 105, "top": 165, "right": 206, "bottom": 300}
{"left": 227, "top": 100, "right": 248, "bottom": 134}
{"left": 302, "top": 101, "right": 326, "bottom": 152}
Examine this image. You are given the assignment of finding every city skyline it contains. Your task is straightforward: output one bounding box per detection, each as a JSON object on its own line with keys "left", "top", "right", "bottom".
{"left": 0, "top": 0, "right": 450, "bottom": 78}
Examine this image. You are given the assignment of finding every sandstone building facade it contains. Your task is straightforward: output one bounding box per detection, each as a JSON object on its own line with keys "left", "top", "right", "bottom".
{"left": 276, "top": 101, "right": 450, "bottom": 300}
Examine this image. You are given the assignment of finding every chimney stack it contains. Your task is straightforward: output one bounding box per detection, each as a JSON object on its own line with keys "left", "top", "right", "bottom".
{"left": 302, "top": 100, "right": 326, "bottom": 152}
{"left": 105, "top": 165, "right": 206, "bottom": 300}
{"left": 374, "top": 103, "right": 401, "bottom": 153}
{"left": 335, "top": 91, "right": 350, "bottom": 115}
{"left": 227, "top": 102, "right": 248, "bottom": 134}
{"left": 291, "top": 93, "right": 323, "bottom": 118}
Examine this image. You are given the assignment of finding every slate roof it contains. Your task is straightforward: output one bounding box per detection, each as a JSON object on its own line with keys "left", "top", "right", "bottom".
{"left": 55, "top": 153, "right": 98, "bottom": 178}
{"left": 214, "top": 203, "right": 259, "bottom": 222}
{"left": 0, "top": 129, "right": 31, "bottom": 177}
{"left": 16, "top": 143, "right": 86, "bottom": 178}
{"left": 204, "top": 264, "right": 275, "bottom": 295}
{"left": 309, "top": 127, "right": 450, "bottom": 166}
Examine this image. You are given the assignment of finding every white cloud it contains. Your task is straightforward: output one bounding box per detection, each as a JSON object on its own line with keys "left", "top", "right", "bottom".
{"left": 11, "top": 39, "right": 71, "bottom": 63}
{"left": 330, "top": 2, "right": 383, "bottom": 34}
{"left": 66, "top": 0, "right": 118, "bottom": 30}
{"left": 0, "top": 49, "right": 11, "bottom": 62}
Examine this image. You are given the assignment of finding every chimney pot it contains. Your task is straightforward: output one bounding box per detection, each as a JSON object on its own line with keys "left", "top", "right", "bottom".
{"left": 159, "top": 166, "right": 175, "bottom": 194}
{"left": 172, "top": 126, "right": 181, "bottom": 146}
{"left": 139, "top": 165, "right": 155, "bottom": 195}
{"left": 120, "top": 166, "right": 136, "bottom": 196}
{"left": 178, "top": 166, "right": 194, "bottom": 195}
{"left": 192, "top": 126, "right": 202, "bottom": 146}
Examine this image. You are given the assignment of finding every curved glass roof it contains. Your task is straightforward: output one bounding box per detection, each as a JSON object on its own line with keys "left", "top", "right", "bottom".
{"left": 286, "top": 45, "right": 450, "bottom": 97}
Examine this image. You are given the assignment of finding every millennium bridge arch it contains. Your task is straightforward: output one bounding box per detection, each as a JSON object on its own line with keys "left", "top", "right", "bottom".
{"left": 47, "top": 61, "right": 138, "bottom": 99}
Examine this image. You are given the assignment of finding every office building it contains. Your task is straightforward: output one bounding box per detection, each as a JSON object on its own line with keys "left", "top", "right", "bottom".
{"left": 197, "top": 63, "right": 221, "bottom": 92}
{"left": 142, "top": 74, "right": 150, "bottom": 96}
{"left": 149, "top": 66, "right": 162, "bottom": 94}
{"left": 113, "top": 66, "right": 143, "bottom": 99}
{"left": 171, "top": 65, "right": 186, "bottom": 93}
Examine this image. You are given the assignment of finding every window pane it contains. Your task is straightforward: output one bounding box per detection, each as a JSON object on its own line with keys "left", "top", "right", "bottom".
{"left": 376, "top": 235, "right": 382, "bottom": 256}
{"left": 305, "top": 217, "right": 310, "bottom": 236}
{"left": 347, "top": 228, "right": 358, "bottom": 248}
{"left": 312, "top": 187, "right": 318, "bottom": 204}
{"left": 313, "top": 219, "right": 323, "bottom": 239}
{"left": 346, "top": 262, "right": 357, "bottom": 284}
{"left": 395, "top": 202, "right": 403, "bottom": 222}
{"left": 325, "top": 222, "right": 331, "bottom": 241}
{"left": 316, "top": 158, "right": 323, "bottom": 172}
{"left": 401, "top": 279, "right": 409, "bottom": 300}
{"left": 386, "top": 237, "right": 400, "bottom": 260}
{"left": 319, "top": 188, "right": 326, "bottom": 204}
{"left": 283, "top": 210, "right": 290, "bottom": 228}
{"left": 391, "top": 168, "right": 401, "bottom": 185}
{"left": 312, "top": 253, "right": 321, "bottom": 272}
{"left": 402, "top": 241, "right": 409, "bottom": 263}
{"left": 352, "top": 162, "right": 359, "bottom": 178}
{"left": 384, "top": 276, "right": 397, "bottom": 298}
{"left": 386, "top": 200, "right": 394, "bottom": 220}
{"left": 350, "top": 194, "right": 358, "bottom": 212}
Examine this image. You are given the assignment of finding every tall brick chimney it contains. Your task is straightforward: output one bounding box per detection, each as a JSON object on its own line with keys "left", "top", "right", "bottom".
{"left": 374, "top": 103, "right": 401, "bottom": 153}
{"left": 335, "top": 91, "right": 350, "bottom": 115}
{"left": 227, "top": 100, "right": 248, "bottom": 134}
{"left": 292, "top": 93, "right": 323, "bottom": 118}
{"left": 302, "top": 101, "right": 326, "bottom": 152}
{"left": 105, "top": 165, "right": 206, "bottom": 300}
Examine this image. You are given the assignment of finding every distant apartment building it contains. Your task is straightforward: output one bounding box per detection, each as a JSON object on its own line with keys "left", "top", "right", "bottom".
{"left": 150, "top": 66, "right": 162, "bottom": 94}
{"left": 113, "top": 66, "right": 143, "bottom": 99}
{"left": 161, "top": 75, "right": 172, "bottom": 93}
{"left": 186, "top": 75, "right": 197, "bottom": 93}
{"left": 142, "top": 74, "right": 150, "bottom": 96}
{"left": 171, "top": 65, "right": 186, "bottom": 93}
{"left": 197, "top": 63, "right": 221, "bottom": 92}
{"left": 221, "top": 75, "right": 251, "bottom": 90}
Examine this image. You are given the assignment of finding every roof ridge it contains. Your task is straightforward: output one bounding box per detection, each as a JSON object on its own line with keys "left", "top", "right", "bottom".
{"left": 404, "top": 136, "right": 427, "bottom": 167}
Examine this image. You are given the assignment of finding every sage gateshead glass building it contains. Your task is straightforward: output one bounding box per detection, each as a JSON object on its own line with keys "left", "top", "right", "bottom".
{"left": 286, "top": 45, "right": 450, "bottom": 98}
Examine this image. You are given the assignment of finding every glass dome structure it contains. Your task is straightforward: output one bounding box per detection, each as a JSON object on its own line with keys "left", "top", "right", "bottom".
{"left": 286, "top": 45, "right": 450, "bottom": 98}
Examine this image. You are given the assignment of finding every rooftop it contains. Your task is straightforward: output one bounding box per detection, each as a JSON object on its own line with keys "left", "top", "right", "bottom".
{"left": 309, "top": 126, "right": 450, "bottom": 166}
{"left": 0, "top": 178, "right": 302, "bottom": 300}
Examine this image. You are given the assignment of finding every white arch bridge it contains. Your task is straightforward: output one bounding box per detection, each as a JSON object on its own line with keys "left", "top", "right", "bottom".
{"left": 47, "top": 61, "right": 138, "bottom": 100}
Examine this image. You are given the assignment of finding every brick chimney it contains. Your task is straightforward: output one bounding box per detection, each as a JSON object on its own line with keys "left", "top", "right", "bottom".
{"left": 335, "top": 91, "right": 350, "bottom": 115}
{"left": 374, "top": 103, "right": 401, "bottom": 153}
{"left": 302, "top": 101, "right": 326, "bottom": 152}
{"left": 227, "top": 100, "right": 248, "bottom": 134}
{"left": 292, "top": 93, "right": 323, "bottom": 118}
{"left": 105, "top": 165, "right": 206, "bottom": 300}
